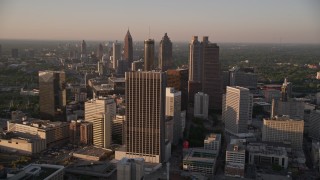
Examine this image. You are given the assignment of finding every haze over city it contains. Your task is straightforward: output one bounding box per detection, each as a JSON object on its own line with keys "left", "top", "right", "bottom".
{"left": 1, "top": 0, "right": 320, "bottom": 43}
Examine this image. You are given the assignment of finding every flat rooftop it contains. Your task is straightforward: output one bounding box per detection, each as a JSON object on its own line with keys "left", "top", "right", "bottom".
{"left": 183, "top": 148, "right": 218, "bottom": 163}
{"left": 247, "top": 142, "right": 287, "bottom": 156}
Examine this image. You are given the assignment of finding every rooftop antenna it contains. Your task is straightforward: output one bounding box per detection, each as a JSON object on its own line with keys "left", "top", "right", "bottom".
{"left": 148, "top": 26, "right": 150, "bottom": 39}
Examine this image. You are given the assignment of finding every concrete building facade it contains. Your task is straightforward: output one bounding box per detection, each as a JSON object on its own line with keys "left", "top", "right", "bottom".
{"left": 194, "top": 92, "right": 209, "bottom": 119}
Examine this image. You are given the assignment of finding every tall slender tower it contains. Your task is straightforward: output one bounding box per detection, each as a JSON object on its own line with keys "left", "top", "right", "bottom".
{"left": 81, "top": 40, "right": 87, "bottom": 58}
{"left": 224, "top": 86, "right": 253, "bottom": 135}
{"left": 124, "top": 29, "right": 133, "bottom": 66}
{"left": 97, "top": 43, "right": 104, "bottom": 60}
{"left": 39, "top": 71, "right": 66, "bottom": 121}
{"left": 202, "top": 36, "right": 223, "bottom": 110}
{"left": 125, "top": 71, "right": 166, "bottom": 163}
{"left": 144, "top": 39, "right": 155, "bottom": 71}
{"left": 113, "top": 41, "right": 121, "bottom": 69}
{"left": 158, "top": 33, "right": 172, "bottom": 71}
{"left": 188, "top": 36, "right": 201, "bottom": 82}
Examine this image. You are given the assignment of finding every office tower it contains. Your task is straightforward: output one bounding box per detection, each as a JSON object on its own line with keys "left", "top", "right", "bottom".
{"left": 188, "top": 36, "right": 201, "bottom": 82}
{"left": 167, "top": 69, "right": 189, "bottom": 111}
{"left": 204, "top": 133, "right": 221, "bottom": 152}
{"left": 229, "top": 66, "right": 258, "bottom": 88}
{"left": 80, "top": 122, "right": 93, "bottom": 145}
{"left": 97, "top": 43, "right": 104, "bottom": 60}
{"left": 39, "top": 71, "right": 66, "bottom": 121}
{"left": 69, "top": 120, "right": 81, "bottom": 145}
{"left": 317, "top": 72, "right": 320, "bottom": 80}
{"left": 11, "top": 48, "right": 19, "bottom": 58}
{"left": 263, "top": 89, "right": 281, "bottom": 103}
{"left": 112, "top": 115, "right": 125, "bottom": 144}
{"left": 124, "top": 29, "right": 133, "bottom": 66}
{"left": 117, "top": 158, "right": 144, "bottom": 180}
{"left": 262, "top": 116, "right": 304, "bottom": 149}
{"left": 271, "top": 99, "right": 304, "bottom": 120}
{"left": 117, "top": 59, "right": 129, "bottom": 75}
{"left": 131, "top": 59, "right": 144, "bottom": 71}
{"left": 158, "top": 33, "right": 172, "bottom": 71}
{"left": 201, "top": 37, "right": 223, "bottom": 110}
{"left": 281, "top": 78, "right": 292, "bottom": 101}
{"left": 113, "top": 41, "right": 121, "bottom": 69}
{"left": 224, "top": 86, "right": 253, "bottom": 135}
{"left": 144, "top": 39, "right": 155, "bottom": 71}
{"left": 124, "top": 71, "right": 166, "bottom": 163}
{"left": 85, "top": 97, "right": 116, "bottom": 148}
{"left": 81, "top": 40, "right": 87, "bottom": 58}
{"left": 188, "top": 81, "right": 202, "bottom": 104}
{"left": 225, "top": 142, "right": 246, "bottom": 178}
{"left": 165, "top": 87, "right": 181, "bottom": 145}
{"left": 309, "top": 110, "right": 320, "bottom": 141}
{"left": 194, "top": 92, "right": 209, "bottom": 119}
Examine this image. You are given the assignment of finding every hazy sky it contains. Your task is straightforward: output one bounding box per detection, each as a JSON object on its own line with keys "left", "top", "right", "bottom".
{"left": 0, "top": 0, "right": 319, "bottom": 43}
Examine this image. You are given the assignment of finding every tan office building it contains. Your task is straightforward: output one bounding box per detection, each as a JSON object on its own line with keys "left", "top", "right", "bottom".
{"left": 85, "top": 97, "right": 116, "bottom": 148}
{"left": 262, "top": 116, "right": 304, "bottom": 149}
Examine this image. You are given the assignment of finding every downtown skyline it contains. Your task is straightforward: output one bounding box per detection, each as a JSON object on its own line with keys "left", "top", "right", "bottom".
{"left": 0, "top": 0, "right": 320, "bottom": 44}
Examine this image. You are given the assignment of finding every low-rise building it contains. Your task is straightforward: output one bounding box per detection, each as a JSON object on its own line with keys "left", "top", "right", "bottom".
{"left": 7, "top": 119, "right": 69, "bottom": 147}
{"left": 183, "top": 148, "right": 218, "bottom": 176}
{"left": 0, "top": 135, "right": 46, "bottom": 155}
{"left": 225, "top": 143, "right": 246, "bottom": 178}
{"left": 247, "top": 142, "right": 288, "bottom": 169}
{"left": 204, "top": 133, "right": 221, "bottom": 152}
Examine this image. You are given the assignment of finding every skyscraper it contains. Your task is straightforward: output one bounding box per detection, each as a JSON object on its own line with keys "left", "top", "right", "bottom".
{"left": 39, "top": 71, "right": 66, "bottom": 121}
{"left": 97, "top": 43, "right": 104, "bottom": 60}
{"left": 124, "top": 29, "right": 133, "bottom": 66}
{"left": 165, "top": 87, "right": 181, "bottom": 145}
{"left": 113, "top": 41, "right": 121, "bottom": 69}
{"left": 201, "top": 36, "right": 223, "bottom": 110}
{"left": 188, "top": 36, "right": 201, "bottom": 82}
{"left": 194, "top": 92, "right": 209, "bottom": 119}
{"left": 224, "top": 86, "right": 253, "bottom": 135}
{"left": 121, "top": 71, "right": 166, "bottom": 163}
{"left": 158, "top": 33, "right": 172, "bottom": 71}
{"left": 144, "top": 39, "right": 155, "bottom": 71}
{"left": 81, "top": 40, "right": 87, "bottom": 58}
{"left": 167, "top": 68, "right": 189, "bottom": 110}
{"left": 117, "top": 158, "right": 144, "bottom": 180}
{"left": 85, "top": 97, "right": 116, "bottom": 148}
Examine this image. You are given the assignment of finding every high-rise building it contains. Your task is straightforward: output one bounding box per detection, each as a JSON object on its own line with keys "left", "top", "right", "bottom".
{"left": 39, "top": 71, "right": 66, "bottom": 121}
{"left": 117, "top": 158, "right": 144, "bottom": 180}
{"left": 112, "top": 115, "right": 125, "bottom": 144}
{"left": 188, "top": 36, "right": 201, "bottom": 82}
{"left": 281, "top": 78, "right": 292, "bottom": 101}
{"left": 224, "top": 86, "right": 253, "bottom": 135}
{"left": 97, "top": 43, "right": 104, "bottom": 60}
{"left": 81, "top": 40, "right": 87, "bottom": 58}
{"left": 11, "top": 48, "right": 19, "bottom": 58}
{"left": 194, "top": 92, "right": 209, "bottom": 119}
{"left": 118, "top": 71, "right": 166, "bottom": 163}
{"left": 124, "top": 29, "right": 133, "bottom": 66}
{"left": 0, "top": 44, "right": 2, "bottom": 57}
{"left": 271, "top": 99, "right": 304, "bottom": 120}
{"left": 144, "top": 39, "right": 155, "bottom": 71}
{"left": 309, "top": 110, "right": 320, "bottom": 141}
{"left": 262, "top": 116, "right": 304, "bottom": 149}
{"left": 131, "top": 59, "right": 144, "bottom": 71}
{"left": 158, "top": 33, "right": 172, "bottom": 71}
{"left": 229, "top": 66, "right": 257, "bottom": 88}
{"left": 80, "top": 122, "right": 93, "bottom": 145}
{"left": 167, "top": 68, "right": 188, "bottom": 110}
{"left": 113, "top": 41, "right": 121, "bottom": 69}
{"left": 70, "top": 120, "right": 93, "bottom": 145}
{"left": 85, "top": 97, "right": 116, "bottom": 148}
{"left": 165, "top": 87, "right": 181, "bottom": 145}
{"left": 201, "top": 37, "right": 223, "bottom": 110}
